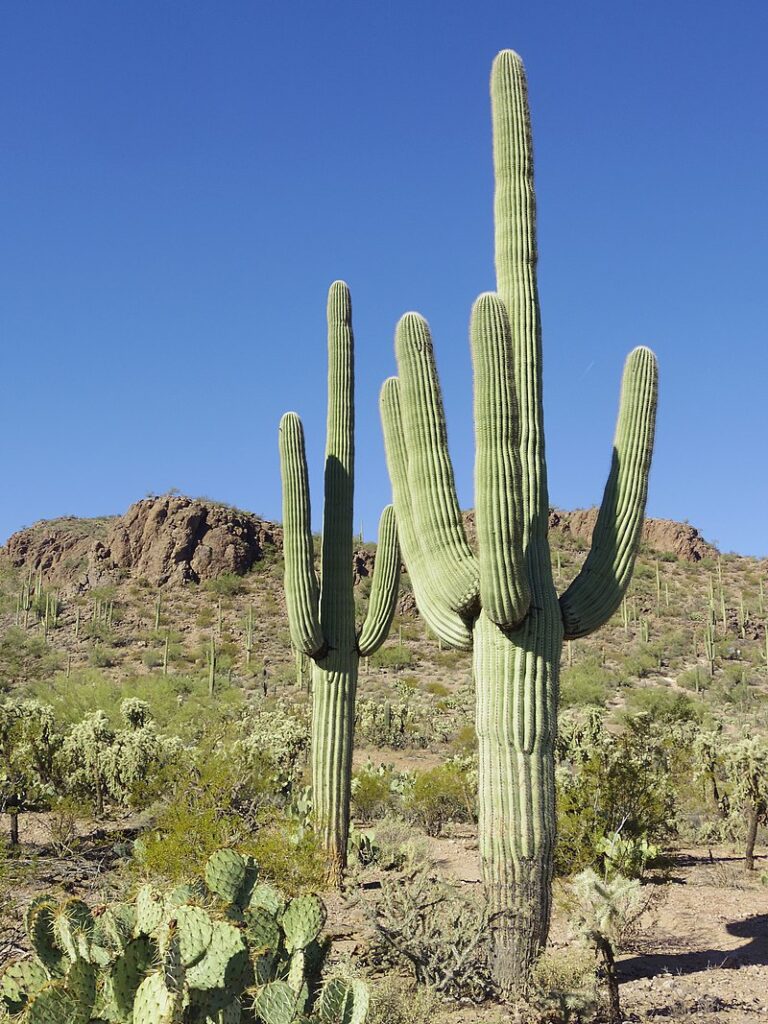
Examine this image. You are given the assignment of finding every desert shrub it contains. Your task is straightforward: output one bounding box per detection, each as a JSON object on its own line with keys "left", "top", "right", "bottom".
{"left": 368, "top": 976, "right": 442, "bottom": 1024}
{"left": 529, "top": 944, "right": 601, "bottom": 1023}
{"left": 367, "top": 815, "right": 432, "bottom": 871}
{"left": 425, "top": 680, "right": 450, "bottom": 697}
{"left": 351, "top": 763, "right": 398, "bottom": 822}
{"left": 404, "top": 759, "right": 476, "bottom": 836}
{"left": 556, "top": 714, "right": 676, "bottom": 875}
{"left": 248, "top": 808, "right": 327, "bottom": 893}
{"left": 133, "top": 749, "right": 282, "bottom": 881}
{"left": 620, "top": 646, "right": 657, "bottom": 679}
{"left": 450, "top": 722, "right": 477, "bottom": 755}
{"left": 41, "top": 796, "right": 85, "bottom": 856}
{"left": 370, "top": 646, "right": 415, "bottom": 671}
{"left": 0, "top": 627, "right": 63, "bottom": 685}
{"left": 560, "top": 658, "right": 612, "bottom": 708}
{"left": 623, "top": 686, "right": 700, "bottom": 725}
{"left": 141, "top": 647, "right": 164, "bottom": 670}
{"left": 88, "top": 643, "right": 119, "bottom": 668}
{"left": 195, "top": 606, "right": 215, "bottom": 627}
{"left": 356, "top": 865, "right": 493, "bottom": 1002}
{"left": 205, "top": 572, "right": 246, "bottom": 597}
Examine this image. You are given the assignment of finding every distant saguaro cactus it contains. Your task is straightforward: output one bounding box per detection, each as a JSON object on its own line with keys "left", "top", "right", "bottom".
{"left": 380, "top": 51, "right": 658, "bottom": 991}
{"left": 279, "top": 282, "right": 401, "bottom": 883}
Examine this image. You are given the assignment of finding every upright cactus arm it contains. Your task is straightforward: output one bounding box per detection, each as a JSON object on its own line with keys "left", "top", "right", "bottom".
{"left": 358, "top": 505, "right": 401, "bottom": 657}
{"left": 471, "top": 292, "right": 531, "bottom": 629}
{"left": 394, "top": 313, "right": 481, "bottom": 613}
{"left": 380, "top": 375, "right": 474, "bottom": 650}
{"left": 492, "top": 50, "right": 549, "bottom": 544}
{"left": 278, "top": 412, "right": 325, "bottom": 658}
{"left": 559, "top": 346, "right": 659, "bottom": 639}
{"left": 320, "top": 281, "right": 356, "bottom": 649}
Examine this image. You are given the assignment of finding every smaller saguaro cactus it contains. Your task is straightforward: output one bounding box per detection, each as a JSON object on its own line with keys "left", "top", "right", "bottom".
{"left": 279, "top": 282, "right": 401, "bottom": 883}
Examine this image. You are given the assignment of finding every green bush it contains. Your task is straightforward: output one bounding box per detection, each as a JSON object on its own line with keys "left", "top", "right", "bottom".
{"left": 351, "top": 764, "right": 397, "bottom": 822}
{"left": 369, "top": 646, "right": 415, "bottom": 672}
{"left": 623, "top": 686, "right": 700, "bottom": 725}
{"left": 556, "top": 717, "right": 677, "bottom": 875}
{"left": 205, "top": 572, "right": 246, "bottom": 597}
{"left": 404, "top": 761, "right": 475, "bottom": 836}
{"left": 560, "top": 658, "right": 612, "bottom": 708}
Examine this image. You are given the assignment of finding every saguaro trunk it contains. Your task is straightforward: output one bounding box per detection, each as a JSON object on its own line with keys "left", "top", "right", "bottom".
{"left": 312, "top": 658, "right": 357, "bottom": 885}
{"left": 475, "top": 591, "right": 562, "bottom": 989}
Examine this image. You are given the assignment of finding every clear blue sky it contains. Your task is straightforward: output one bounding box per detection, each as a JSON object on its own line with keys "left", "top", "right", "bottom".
{"left": 2, "top": 2, "right": 767, "bottom": 556}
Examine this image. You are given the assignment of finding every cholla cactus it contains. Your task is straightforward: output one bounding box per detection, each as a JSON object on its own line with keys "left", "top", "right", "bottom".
{"left": 0, "top": 699, "right": 60, "bottom": 843}
{"left": 279, "top": 282, "right": 401, "bottom": 882}
{"left": 61, "top": 706, "right": 183, "bottom": 816}
{"left": 235, "top": 703, "right": 310, "bottom": 796}
{"left": 724, "top": 735, "right": 768, "bottom": 870}
{"left": 379, "top": 51, "right": 658, "bottom": 990}
{"left": 568, "top": 869, "right": 643, "bottom": 1024}
{"left": 0, "top": 848, "right": 369, "bottom": 1024}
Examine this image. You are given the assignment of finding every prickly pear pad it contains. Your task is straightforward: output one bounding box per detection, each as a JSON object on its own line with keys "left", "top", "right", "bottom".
{"left": 281, "top": 895, "right": 325, "bottom": 952}
{"left": 205, "top": 850, "right": 247, "bottom": 905}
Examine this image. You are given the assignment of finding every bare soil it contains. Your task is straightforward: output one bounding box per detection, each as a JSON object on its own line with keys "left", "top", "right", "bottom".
{"left": 1, "top": 812, "right": 767, "bottom": 1023}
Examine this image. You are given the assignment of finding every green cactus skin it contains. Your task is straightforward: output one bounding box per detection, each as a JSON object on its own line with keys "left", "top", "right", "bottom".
{"left": 281, "top": 895, "right": 326, "bottom": 953}
{"left": 1, "top": 848, "right": 369, "bottom": 1024}
{"left": 380, "top": 50, "right": 658, "bottom": 992}
{"left": 279, "top": 281, "right": 401, "bottom": 882}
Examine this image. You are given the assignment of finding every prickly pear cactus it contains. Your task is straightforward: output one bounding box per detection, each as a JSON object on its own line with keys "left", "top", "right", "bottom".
{"left": 1, "top": 849, "right": 368, "bottom": 1024}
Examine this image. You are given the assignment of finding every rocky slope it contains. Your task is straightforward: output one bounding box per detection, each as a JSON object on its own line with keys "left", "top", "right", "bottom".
{"left": 2, "top": 496, "right": 281, "bottom": 590}
{"left": 2, "top": 496, "right": 717, "bottom": 593}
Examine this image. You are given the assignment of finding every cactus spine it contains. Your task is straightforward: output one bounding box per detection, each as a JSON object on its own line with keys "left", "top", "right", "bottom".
{"left": 380, "top": 51, "right": 658, "bottom": 990}
{"left": 279, "top": 282, "right": 400, "bottom": 883}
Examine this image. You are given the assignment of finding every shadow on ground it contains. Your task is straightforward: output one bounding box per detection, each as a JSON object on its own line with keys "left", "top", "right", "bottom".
{"left": 620, "top": 914, "right": 768, "bottom": 979}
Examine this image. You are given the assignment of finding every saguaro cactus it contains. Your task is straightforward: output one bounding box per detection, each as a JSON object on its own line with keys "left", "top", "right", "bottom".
{"left": 380, "top": 51, "right": 658, "bottom": 991}
{"left": 279, "top": 281, "right": 401, "bottom": 883}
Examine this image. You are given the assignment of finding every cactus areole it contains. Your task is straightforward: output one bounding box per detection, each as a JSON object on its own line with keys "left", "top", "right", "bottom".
{"left": 380, "top": 51, "right": 658, "bottom": 992}
{"left": 279, "top": 282, "right": 401, "bottom": 885}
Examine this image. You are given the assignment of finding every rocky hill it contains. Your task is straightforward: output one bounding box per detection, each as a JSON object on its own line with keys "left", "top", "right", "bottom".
{"left": 2, "top": 495, "right": 717, "bottom": 595}
{"left": 2, "top": 496, "right": 282, "bottom": 590}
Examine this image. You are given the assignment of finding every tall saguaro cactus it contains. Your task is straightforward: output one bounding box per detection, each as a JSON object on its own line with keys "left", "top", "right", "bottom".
{"left": 279, "top": 281, "right": 401, "bottom": 884}
{"left": 380, "top": 51, "right": 658, "bottom": 991}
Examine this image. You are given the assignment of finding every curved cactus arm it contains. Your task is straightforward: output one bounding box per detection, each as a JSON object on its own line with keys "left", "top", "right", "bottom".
{"left": 492, "top": 50, "right": 549, "bottom": 544}
{"left": 394, "top": 312, "right": 481, "bottom": 612}
{"left": 279, "top": 412, "right": 325, "bottom": 658}
{"left": 358, "top": 505, "right": 401, "bottom": 657}
{"left": 380, "top": 376, "right": 474, "bottom": 649}
{"left": 559, "top": 346, "right": 659, "bottom": 639}
{"left": 320, "top": 280, "right": 356, "bottom": 648}
{"left": 471, "top": 292, "right": 531, "bottom": 629}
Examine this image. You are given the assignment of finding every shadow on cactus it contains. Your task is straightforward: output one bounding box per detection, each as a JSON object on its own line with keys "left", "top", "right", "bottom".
{"left": 0, "top": 848, "right": 369, "bottom": 1023}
